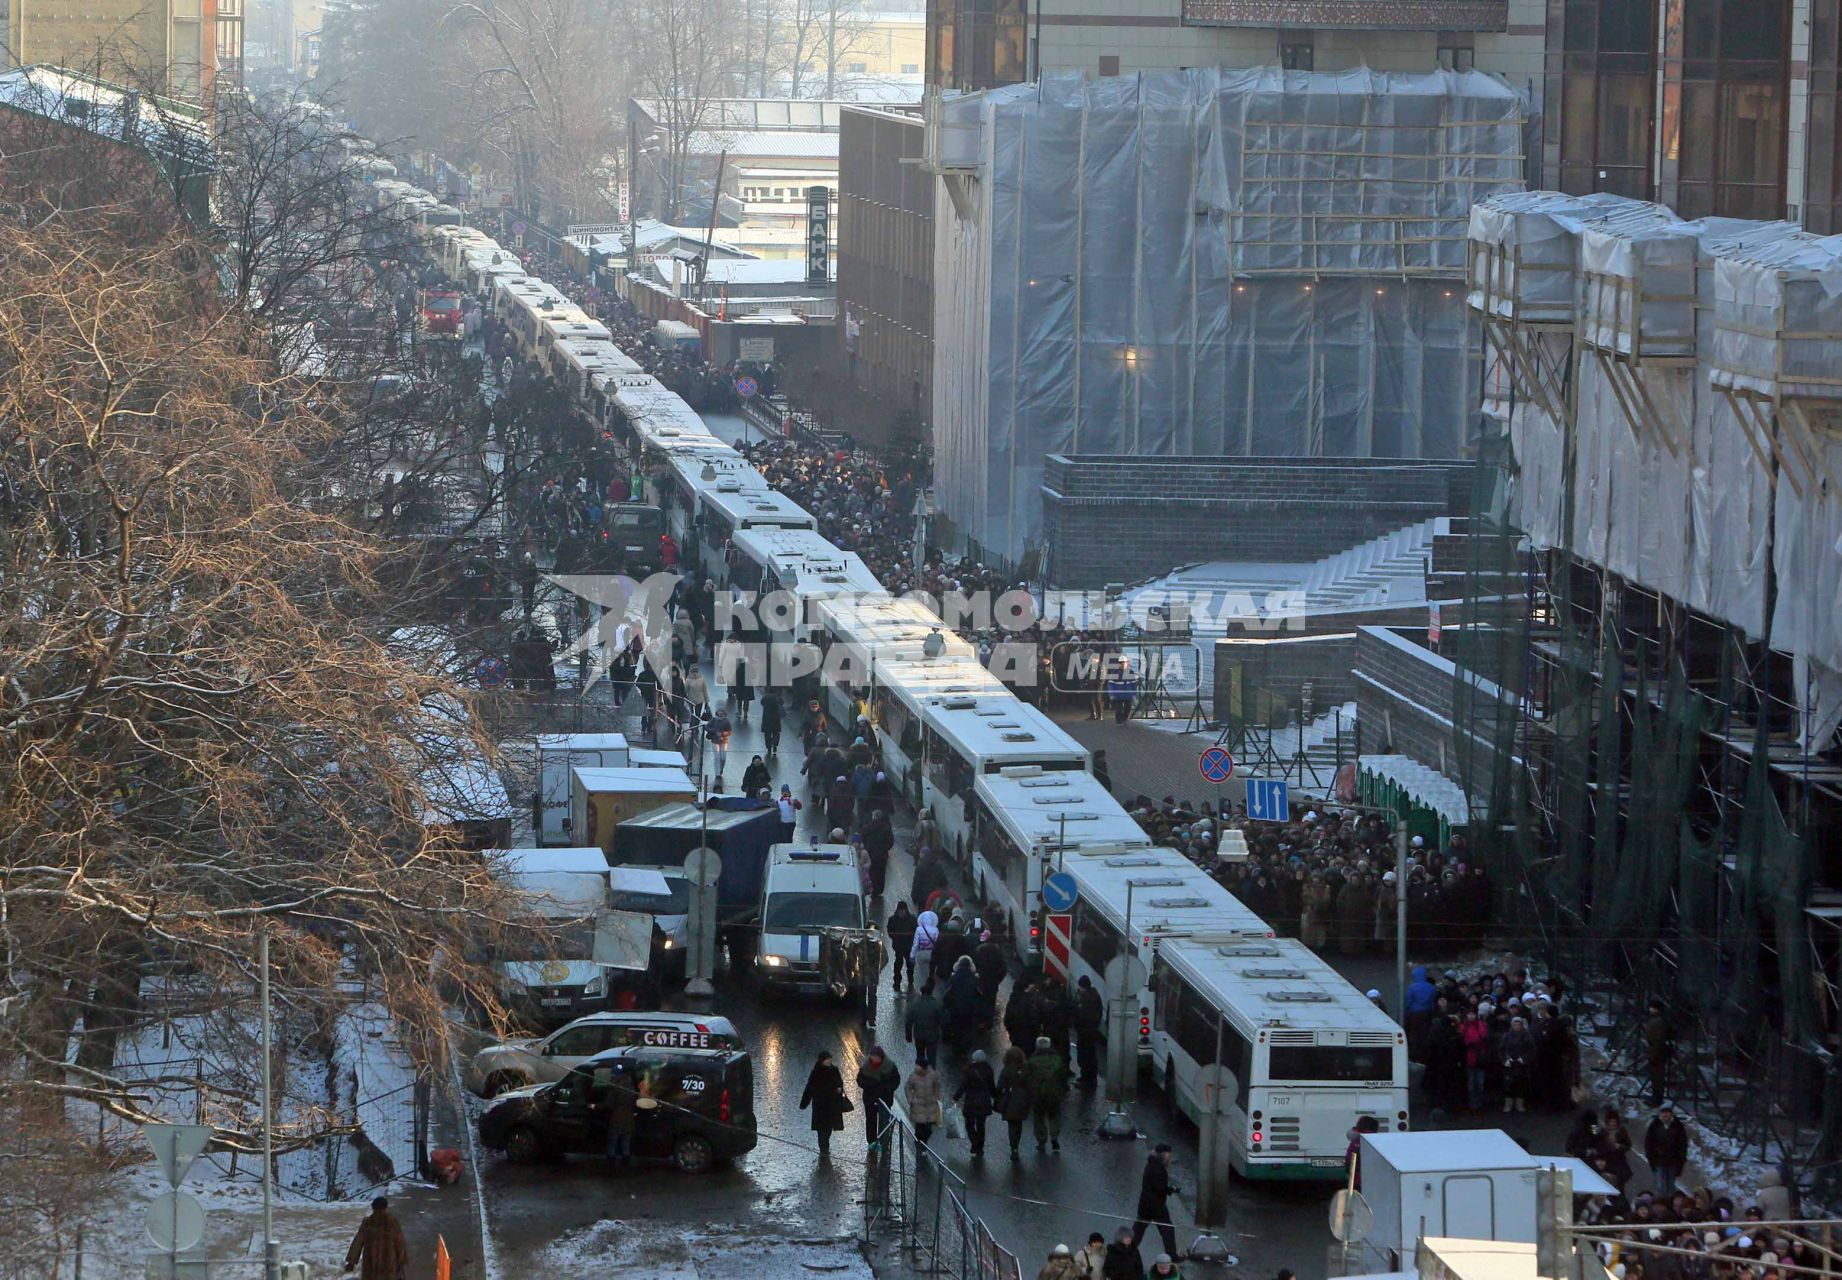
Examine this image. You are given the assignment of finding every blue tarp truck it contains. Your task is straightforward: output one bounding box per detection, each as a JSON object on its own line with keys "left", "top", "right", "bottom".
{"left": 610, "top": 797, "right": 780, "bottom": 969}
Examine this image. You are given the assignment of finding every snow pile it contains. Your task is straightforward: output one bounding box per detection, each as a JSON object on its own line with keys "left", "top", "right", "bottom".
{"left": 541, "top": 1222, "right": 873, "bottom": 1279}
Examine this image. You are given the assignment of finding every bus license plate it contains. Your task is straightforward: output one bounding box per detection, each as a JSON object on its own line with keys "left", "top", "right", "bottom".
{"left": 1311, "top": 1157, "right": 1343, "bottom": 1167}
{"left": 541, "top": 997, "right": 571, "bottom": 1006}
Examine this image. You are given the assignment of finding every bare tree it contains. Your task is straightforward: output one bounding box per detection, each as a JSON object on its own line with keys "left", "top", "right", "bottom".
{"left": 0, "top": 103, "right": 529, "bottom": 1156}
{"left": 630, "top": 0, "right": 747, "bottom": 222}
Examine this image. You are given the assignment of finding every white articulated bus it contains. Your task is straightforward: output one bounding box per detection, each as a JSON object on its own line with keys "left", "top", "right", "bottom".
{"left": 970, "top": 766, "right": 1138, "bottom": 961}
{"left": 1055, "top": 845, "right": 1270, "bottom": 1029}
{"left": 1149, "top": 935, "right": 1409, "bottom": 1181}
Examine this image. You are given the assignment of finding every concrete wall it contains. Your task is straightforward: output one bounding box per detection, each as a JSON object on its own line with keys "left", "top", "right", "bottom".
{"left": 1215, "top": 633, "right": 1359, "bottom": 716}
{"left": 1041, "top": 454, "right": 1473, "bottom": 589}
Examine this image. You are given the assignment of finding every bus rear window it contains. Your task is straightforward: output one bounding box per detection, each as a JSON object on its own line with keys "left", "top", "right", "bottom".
{"left": 1266, "top": 1046, "right": 1393, "bottom": 1083}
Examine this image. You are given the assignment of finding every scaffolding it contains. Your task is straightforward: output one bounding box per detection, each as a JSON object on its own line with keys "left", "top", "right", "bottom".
{"left": 931, "top": 67, "right": 1526, "bottom": 562}
{"left": 1456, "top": 193, "right": 1842, "bottom": 1200}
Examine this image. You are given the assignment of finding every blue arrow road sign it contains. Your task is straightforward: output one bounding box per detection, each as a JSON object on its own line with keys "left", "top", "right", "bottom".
{"left": 1198, "top": 746, "right": 1235, "bottom": 784}
{"left": 1245, "top": 778, "right": 1289, "bottom": 823}
{"left": 1041, "top": 871, "right": 1079, "bottom": 913}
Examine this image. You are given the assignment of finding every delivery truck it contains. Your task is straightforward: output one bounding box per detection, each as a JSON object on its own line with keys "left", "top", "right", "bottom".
{"left": 610, "top": 797, "right": 782, "bottom": 968}
{"left": 534, "top": 733, "right": 629, "bottom": 845}
{"left": 570, "top": 765, "right": 697, "bottom": 856}
{"left": 488, "top": 847, "right": 615, "bottom": 1025}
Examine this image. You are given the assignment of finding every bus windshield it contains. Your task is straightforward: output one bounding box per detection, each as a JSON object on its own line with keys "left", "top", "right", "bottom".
{"left": 1265, "top": 1045, "right": 1394, "bottom": 1083}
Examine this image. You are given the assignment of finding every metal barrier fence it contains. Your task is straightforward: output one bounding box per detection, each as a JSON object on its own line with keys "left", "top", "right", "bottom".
{"left": 861, "top": 1109, "right": 1024, "bottom": 1280}
{"left": 279, "top": 1076, "right": 429, "bottom": 1201}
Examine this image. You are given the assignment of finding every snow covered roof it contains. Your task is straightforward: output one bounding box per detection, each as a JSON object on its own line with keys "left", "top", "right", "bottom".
{"left": 0, "top": 65, "right": 213, "bottom": 171}
{"left": 688, "top": 130, "right": 839, "bottom": 160}
{"left": 1357, "top": 753, "right": 1474, "bottom": 827}
{"left": 647, "top": 258, "right": 810, "bottom": 287}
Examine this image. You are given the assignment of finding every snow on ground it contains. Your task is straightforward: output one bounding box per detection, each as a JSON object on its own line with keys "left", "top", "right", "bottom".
{"left": 72, "top": 1154, "right": 371, "bottom": 1279}
{"left": 1438, "top": 953, "right": 1788, "bottom": 1209}
{"left": 540, "top": 1221, "right": 872, "bottom": 1280}
{"left": 64, "top": 978, "right": 427, "bottom": 1275}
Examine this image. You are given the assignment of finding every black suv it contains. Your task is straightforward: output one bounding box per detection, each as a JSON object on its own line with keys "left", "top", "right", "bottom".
{"left": 477, "top": 1045, "right": 755, "bottom": 1174}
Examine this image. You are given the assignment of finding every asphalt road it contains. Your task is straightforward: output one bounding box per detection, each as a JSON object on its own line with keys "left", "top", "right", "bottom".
{"left": 472, "top": 819, "right": 1580, "bottom": 1280}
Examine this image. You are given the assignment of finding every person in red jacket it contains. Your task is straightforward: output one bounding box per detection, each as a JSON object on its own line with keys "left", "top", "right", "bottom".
{"left": 1462, "top": 1008, "right": 1493, "bottom": 1110}
{"left": 659, "top": 532, "right": 679, "bottom": 569}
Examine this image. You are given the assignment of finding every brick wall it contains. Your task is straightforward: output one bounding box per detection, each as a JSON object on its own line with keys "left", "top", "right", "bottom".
{"left": 1042, "top": 454, "right": 1475, "bottom": 589}
{"left": 1352, "top": 624, "right": 1519, "bottom": 788}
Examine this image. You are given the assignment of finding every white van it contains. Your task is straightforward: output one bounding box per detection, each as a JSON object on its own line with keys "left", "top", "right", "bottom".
{"left": 755, "top": 844, "right": 864, "bottom": 995}
{"left": 533, "top": 732, "right": 629, "bottom": 845}
{"left": 490, "top": 847, "right": 613, "bottom": 1023}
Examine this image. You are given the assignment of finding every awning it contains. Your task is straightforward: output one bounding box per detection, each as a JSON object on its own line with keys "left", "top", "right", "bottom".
{"left": 1357, "top": 753, "right": 1474, "bottom": 828}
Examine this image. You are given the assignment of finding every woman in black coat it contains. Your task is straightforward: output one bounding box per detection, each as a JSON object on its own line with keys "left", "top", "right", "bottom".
{"left": 798, "top": 1050, "right": 851, "bottom": 1159}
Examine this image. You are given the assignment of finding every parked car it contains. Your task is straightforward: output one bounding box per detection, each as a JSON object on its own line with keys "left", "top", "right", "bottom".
{"left": 462, "top": 1011, "right": 742, "bottom": 1098}
{"left": 477, "top": 1044, "right": 756, "bottom": 1173}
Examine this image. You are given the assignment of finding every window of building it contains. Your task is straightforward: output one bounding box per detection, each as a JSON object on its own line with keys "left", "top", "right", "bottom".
{"left": 1280, "top": 40, "right": 1314, "bottom": 70}
{"left": 1438, "top": 44, "right": 1475, "bottom": 71}
{"left": 1098, "top": 54, "right": 1120, "bottom": 76}
{"left": 848, "top": 61, "right": 868, "bottom": 71}
{"left": 902, "top": 62, "right": 919, "bottom": 73}
{"left": 944, "top": 0, "right": 1027, "bottom": 91}
{"left": 1667, "top": 0, "right": 1789, "bottom": 217}
{"left": 1557, "top": 0, "right": 1657, "bottom": 199}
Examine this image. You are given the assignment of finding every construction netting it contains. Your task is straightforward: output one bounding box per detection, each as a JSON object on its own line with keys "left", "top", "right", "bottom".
{"left": 1451, "top": 190, "right": 1842, "bottom": 1192}
{"left": 931, "top": 67, "right": 1527, "bottom": 563}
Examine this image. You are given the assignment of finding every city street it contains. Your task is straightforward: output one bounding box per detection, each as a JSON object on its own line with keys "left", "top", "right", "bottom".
{"left": 464, "top": 588, "right": 1580, "bottom": 1277}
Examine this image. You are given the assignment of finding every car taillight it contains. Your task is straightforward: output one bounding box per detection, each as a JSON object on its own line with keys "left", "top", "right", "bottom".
{"left": 1138, "top": 1008, "right": 1150, "bottom": 1042}
{"left": 719, "top": 1088, "right": 732, "bottom": 1124}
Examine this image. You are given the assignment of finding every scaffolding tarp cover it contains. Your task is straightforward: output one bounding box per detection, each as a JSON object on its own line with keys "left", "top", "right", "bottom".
{"left": 1456, "top": 198, "right": 1839, "bottom": 1189}
{"left": 932, "top": 68, "right": 1527, "bottom": 562}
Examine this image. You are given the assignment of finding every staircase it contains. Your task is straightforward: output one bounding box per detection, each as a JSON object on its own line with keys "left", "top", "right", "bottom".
{"left": 1240, "top": 701, "right": 1359, "bottom": 796}
{"left": 1294, "top": 518, "right": 1446, "bottom": 610}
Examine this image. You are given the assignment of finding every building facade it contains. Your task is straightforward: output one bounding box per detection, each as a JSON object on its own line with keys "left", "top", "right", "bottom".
{"left": 835, "top": 105, "right": 932, "bottom": 444}
{"left": 924, "top": 0, "right": 1546, "bottom": 92}
{"left": 1, "top": 0, "right": 220, "bottom": 100}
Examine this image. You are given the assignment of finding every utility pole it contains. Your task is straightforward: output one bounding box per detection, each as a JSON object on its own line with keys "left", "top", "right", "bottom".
{"left": 260, "top": 929, "right": 279, "bottom": 1280}
{"left": 1098, "top": 878, "right": 1149, "bottom": 1139}
{"left": 1536, "top": 1165, "right": 1575, "bottom": 1280}
{"left": 1395, "top": 820, "right": 1408, "bottom": 1021}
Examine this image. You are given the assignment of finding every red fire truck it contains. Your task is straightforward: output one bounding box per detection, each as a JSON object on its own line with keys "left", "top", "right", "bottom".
{"left": 418, "top": 287, "right": 463, "bottom": 341}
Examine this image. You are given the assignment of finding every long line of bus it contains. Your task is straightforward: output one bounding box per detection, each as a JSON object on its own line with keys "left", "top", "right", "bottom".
{"left": 363, "top": 162, "right": 1408, "bottom": 1179}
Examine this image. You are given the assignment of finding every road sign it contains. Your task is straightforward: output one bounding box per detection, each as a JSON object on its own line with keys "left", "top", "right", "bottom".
{"left": 1198, "top": 746, "right": 1235, "bottom": 784}
{"left": 1245, "top": 777, "right": 1289, "bottom": 822}
{"left": 735, "top": 376, "right": 759, "bottom": 399}
{"left": 1041, "top": 870, "right": 1079, "bottom": 913}
{"left": 475, "top": 655, "right": 507, "bottom": 687}
{"left": 682, "top": 846, "right": 722, "bottom": 888}
{"left": 142, "top": 1123, "right": 212, "bottom": 1188}
{"left": 1043, "top": 912, "right": 1073, "bottom": 983}
{"left": 146, "top": 1191, "right": 205, "bottom": 1252}
{"left": 511, "top": 220, "right": 527, "bottom": 236}
{"left": 1329, "top": 1188, "right": 1374, "bottom": 1243}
